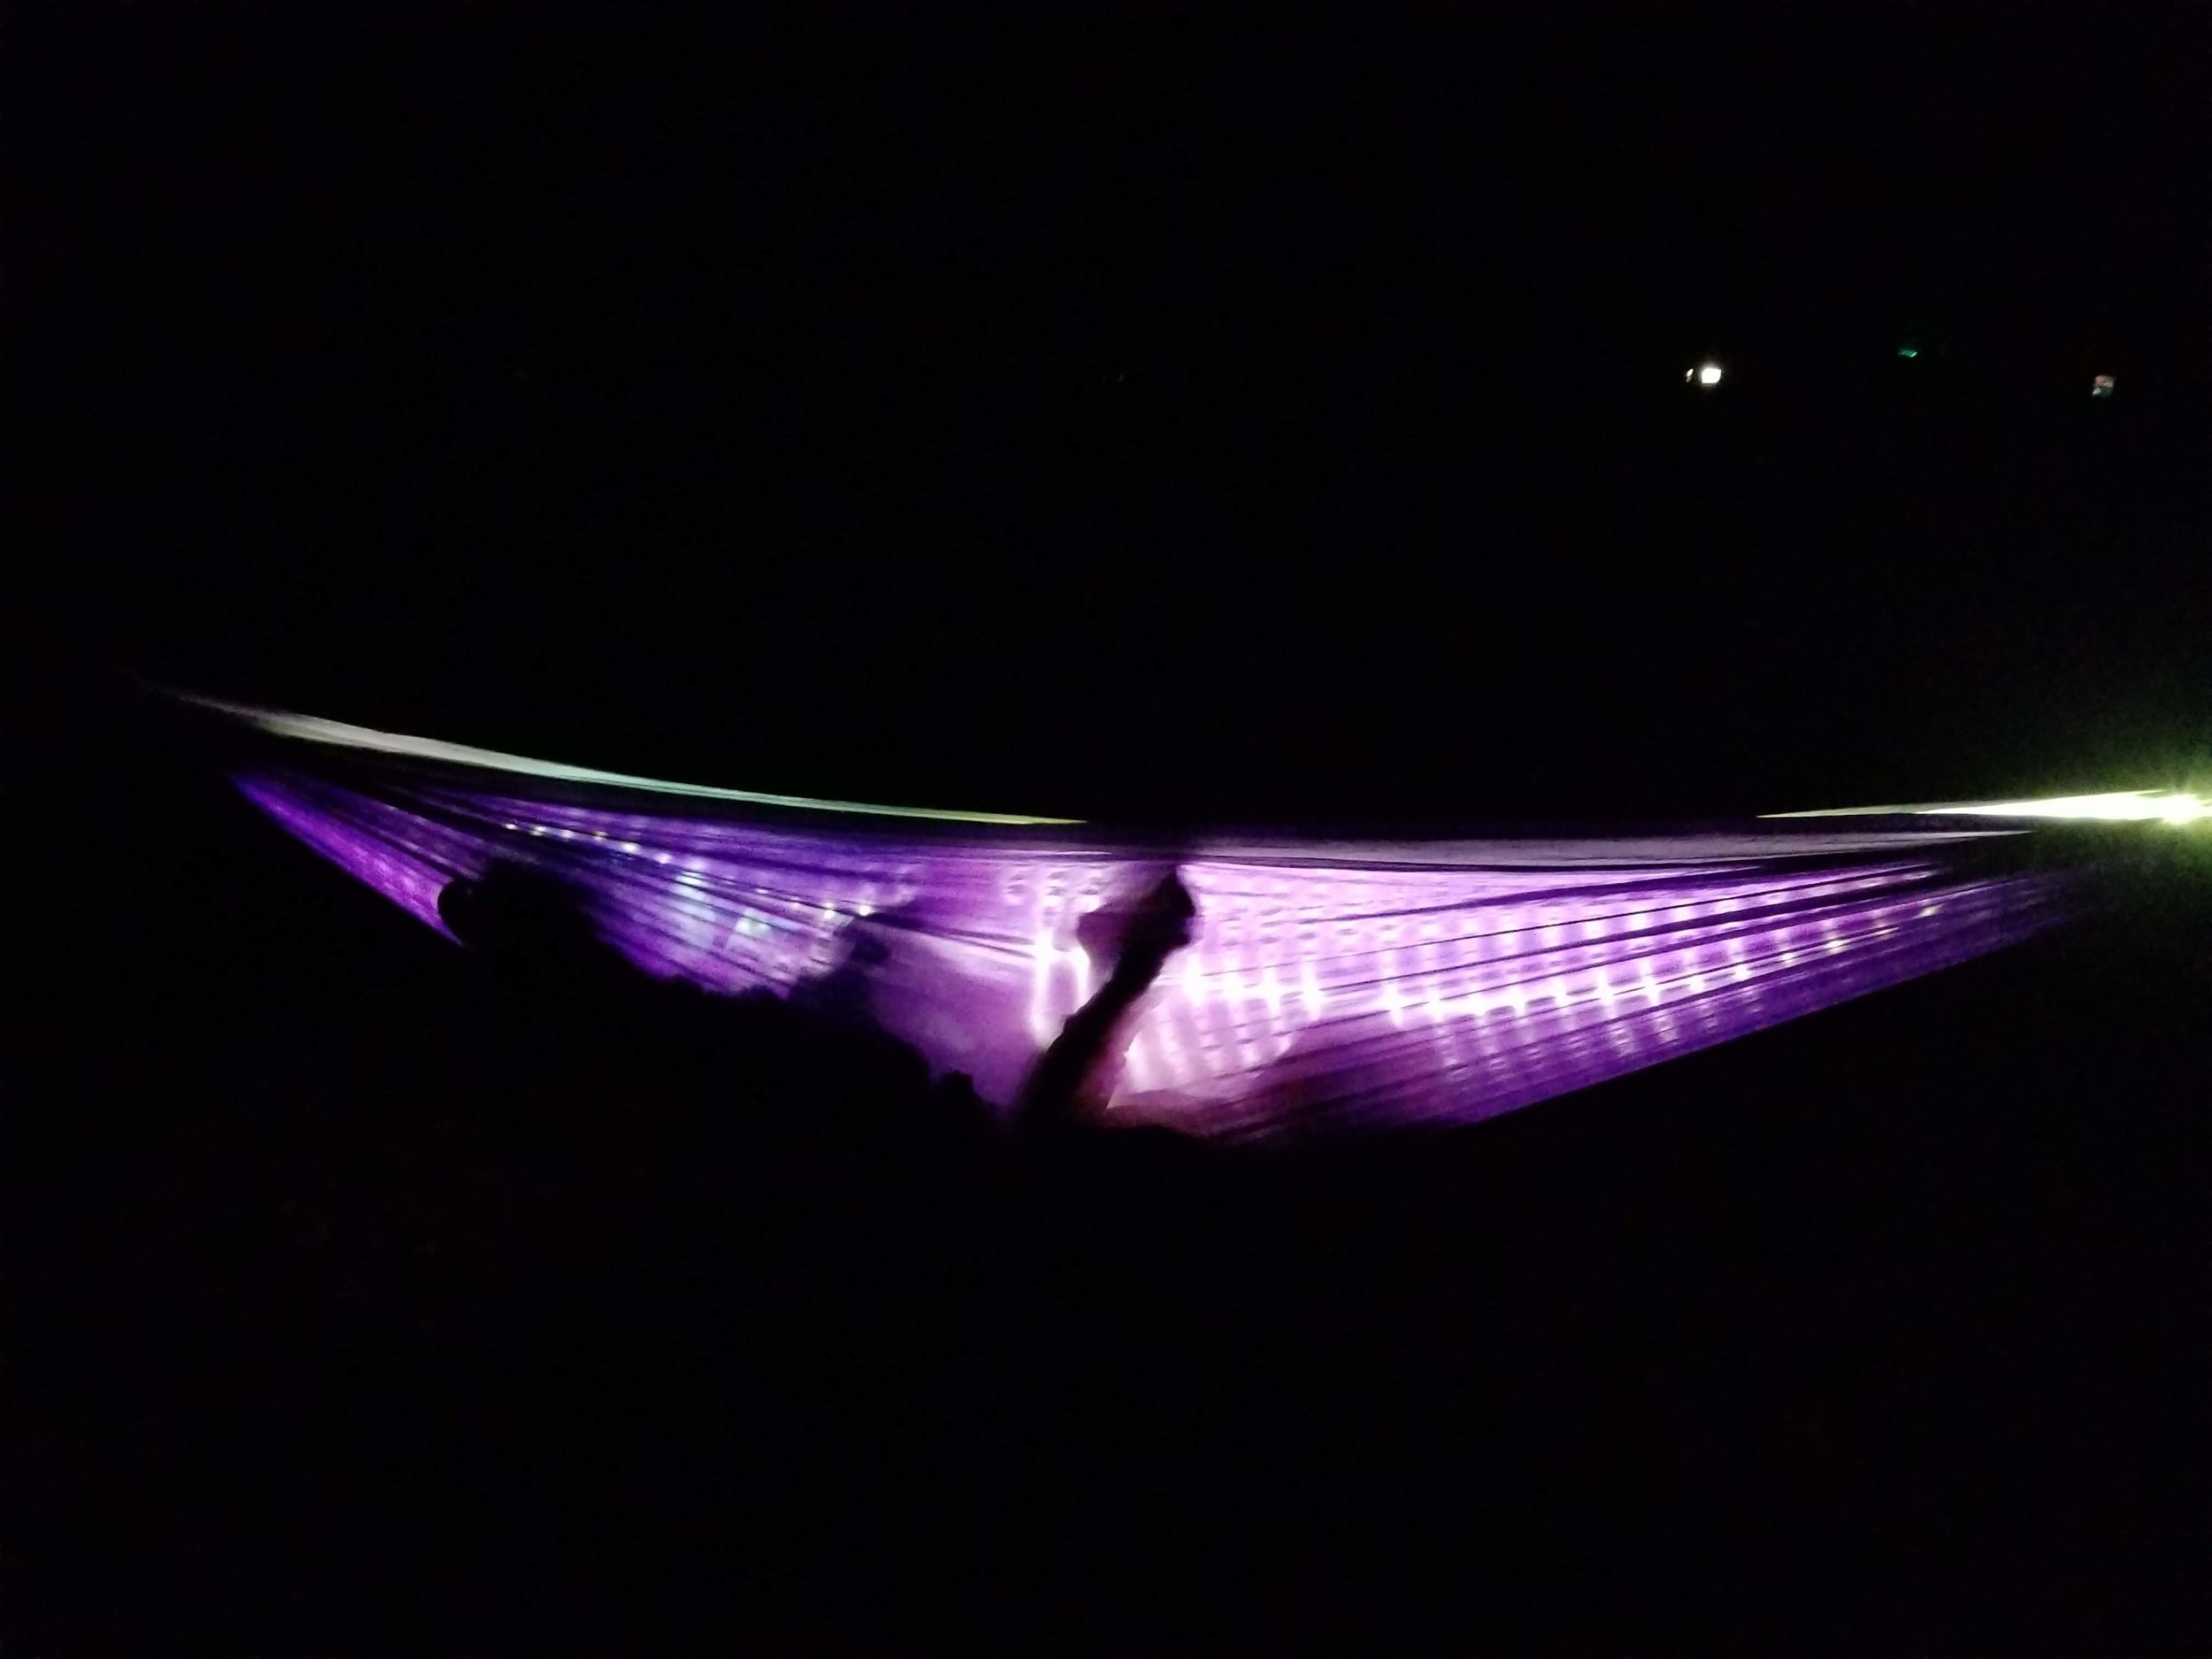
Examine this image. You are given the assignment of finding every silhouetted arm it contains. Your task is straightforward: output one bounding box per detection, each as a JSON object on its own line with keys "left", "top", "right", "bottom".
{"left": 1013, "top": 872, "right": 1195, "bottom": 1133}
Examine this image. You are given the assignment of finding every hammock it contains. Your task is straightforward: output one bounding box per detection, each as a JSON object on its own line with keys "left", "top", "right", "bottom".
{"left": 186, "top": 693, "right": 2083, "bottom": 1141}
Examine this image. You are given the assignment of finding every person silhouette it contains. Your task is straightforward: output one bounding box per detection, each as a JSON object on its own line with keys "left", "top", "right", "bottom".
{"left": 1014, "top": 870, "right": 1198, "bottom": 1135}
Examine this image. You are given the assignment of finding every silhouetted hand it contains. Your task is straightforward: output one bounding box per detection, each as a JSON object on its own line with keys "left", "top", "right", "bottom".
{"left": 1018, "top": 869, "right": 1198, "bottom": 1132}
{"left": 1075, "top": 870, "right": 1198, "bottom": 991}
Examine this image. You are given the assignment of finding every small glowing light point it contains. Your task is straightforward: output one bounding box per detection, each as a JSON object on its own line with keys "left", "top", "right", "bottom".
{"left": 1694, "top": 363, "right": 1724, "bottom": 387}
{"left": 2091, "top": 373, "right": 2116, "bottom": 398}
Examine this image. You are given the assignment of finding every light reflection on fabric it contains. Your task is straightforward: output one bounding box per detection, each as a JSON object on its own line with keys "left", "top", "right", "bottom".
{"left": 232, "top": 758, "right": 2068, "bottom": 1141}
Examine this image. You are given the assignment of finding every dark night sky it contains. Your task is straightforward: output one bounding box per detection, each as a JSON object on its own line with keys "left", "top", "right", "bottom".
{"left": 9, "top": 14, "right": 2211, "bottom": 1652}
{"left": 12, "top": 4, "right": 2209, "bottom": 825}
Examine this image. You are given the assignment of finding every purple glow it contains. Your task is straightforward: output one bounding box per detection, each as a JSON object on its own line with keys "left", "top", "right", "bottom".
{"left": 230, "top": 761, "right": 2070, "bottom": 1141}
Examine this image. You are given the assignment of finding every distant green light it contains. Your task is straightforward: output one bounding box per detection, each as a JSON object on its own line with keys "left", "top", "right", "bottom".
{"left": 1897, "top": 347, "right": 1918, "bottom": 358}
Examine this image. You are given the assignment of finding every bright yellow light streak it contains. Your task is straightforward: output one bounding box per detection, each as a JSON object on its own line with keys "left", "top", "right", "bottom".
{"left": 1765, "top": 790, "right": 2208, "bottom": 825}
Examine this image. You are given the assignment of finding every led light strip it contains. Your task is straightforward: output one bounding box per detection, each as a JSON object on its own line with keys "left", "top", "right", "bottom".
{"left": 178, "top": 689, "right": 1080, "bottom": 826}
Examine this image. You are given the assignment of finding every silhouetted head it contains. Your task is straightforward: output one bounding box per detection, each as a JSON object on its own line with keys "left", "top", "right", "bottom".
{"left": 439, "top": 861, "right": 626, "bottom": 982}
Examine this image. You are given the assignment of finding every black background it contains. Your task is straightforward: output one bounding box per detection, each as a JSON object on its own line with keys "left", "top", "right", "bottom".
{"left": 12, "top": 3, "right": 2210, "bottom": 824}
{"left": 8, "top": 4, "right": 2211, "bottom": 1652}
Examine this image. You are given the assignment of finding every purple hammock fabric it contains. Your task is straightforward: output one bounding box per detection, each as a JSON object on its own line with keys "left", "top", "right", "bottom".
{"left": 208, "top": 703, "right": 2070, "bottom": 1141}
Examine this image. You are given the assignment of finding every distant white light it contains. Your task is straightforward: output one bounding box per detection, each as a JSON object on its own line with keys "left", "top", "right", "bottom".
{"left": 1694, "top": 363, "right": 1723, "bottom": 387}
{"left": 1939, "top": 790, "right": 2208, "bottom": 824}
{"left": 2091, "top": 373, "right": 2116, "bottom": 398}
{"left": 1768, "top": 789, "right": 2209, "bottom": 825}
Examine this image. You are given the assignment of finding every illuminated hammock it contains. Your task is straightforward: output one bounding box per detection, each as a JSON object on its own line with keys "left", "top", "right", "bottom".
{"left": 189, "top": 694, "right": 2082, "bottom": 1141}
